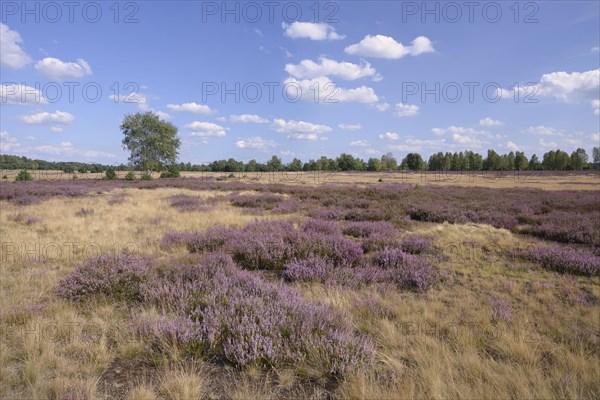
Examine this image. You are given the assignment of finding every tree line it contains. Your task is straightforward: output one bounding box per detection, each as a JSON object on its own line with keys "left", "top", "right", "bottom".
{"left": 1, "top": 112, "right": 598, "bottom": 174}
{"left": 2, "top": 147, "right": 598, "bottom": 175}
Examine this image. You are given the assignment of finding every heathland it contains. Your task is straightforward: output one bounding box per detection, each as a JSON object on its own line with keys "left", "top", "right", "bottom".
{"left": 1, "top": 174, "right": 598, "bottom": 399}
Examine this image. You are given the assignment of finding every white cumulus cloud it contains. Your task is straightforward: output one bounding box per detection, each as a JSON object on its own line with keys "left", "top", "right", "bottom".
{"left": 0, "top": 23, "right": 32, "bottom": 69}
{"left": 235, "top": 136, "right": 277, "bottom": 150}
{"left": 282, "top": 22, "right": 345, "bottom": 41}
{"left": 524, "top": 125, "right": 564, "bottom": 136}
{"left": 18, "top": 110, "right": 75, "bottom": 132}
{"left": 229, "top": 114, "right": 269, "bottom": 124}
{"left": 506, "top": 141, "right": 520, "bottom": 151}
{"left": 271, "top": 118, "right": 332, "bottom": 141}
{"left": 379, "top": 132, "right": 399, "bottom": 140}
{"left": 285, "top": 57, "right": 381, "bottom": 81}
{"left": 1, "top": 84, "right": 48, "bottom": 105}
{"left": 479, "top": 117, "right": 503, "bottom": 126}
{"left": 35, "top": 57, "right": 92, "bottom": 80}
{"left": 284, "top": 76, "right": 379, "bottom": 104}
{"left": 339, "top": 124, "right": 362, "bottom": 131}
{"left": 166, "top": 102, "right": 215, "bottom": 114}
{"left": 186, "top": 121, "right": 227, "bottom": 137}
{"left": 345, "top": 35, "right": 434, "bottom": 59}
{"left": 350, "top": 140, "right": 369, "bottom": 147}
{"left": 0, "top": 131, "right": 21, "bottom": 153}
{"left": 394, "top": 103, "right": 419, "bottom": 117}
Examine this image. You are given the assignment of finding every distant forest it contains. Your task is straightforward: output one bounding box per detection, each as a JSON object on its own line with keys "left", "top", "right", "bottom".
{"left": 1, "top": 147, "right": 598, "bottom": 174}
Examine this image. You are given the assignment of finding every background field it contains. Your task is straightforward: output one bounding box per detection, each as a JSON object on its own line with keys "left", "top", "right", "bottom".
{"left": 2, "top": 170, "right": 599, "bottom": 191}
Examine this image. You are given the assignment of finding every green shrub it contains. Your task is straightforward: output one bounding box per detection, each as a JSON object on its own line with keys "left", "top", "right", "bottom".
{"left": 142, "top": 172, "right": 153, "bottom": 180}
{"left": 15, "top": 170, "right": 33, "bottom": 182}
{"left": 2, "top": 175, "right": 8, "bottom": 180}
{"left": 125, "top": 171, "right": 136, "bottom": 181}
{"left": 105, "top": 168, "right": 117, "bottom": 180}
{"left": 160, "top": 164, "right": 181, "bottom": 178}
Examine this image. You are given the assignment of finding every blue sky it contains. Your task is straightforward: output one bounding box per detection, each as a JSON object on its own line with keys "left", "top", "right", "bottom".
{"left": 1, "top": 1, "right": 599, "bottom": 165}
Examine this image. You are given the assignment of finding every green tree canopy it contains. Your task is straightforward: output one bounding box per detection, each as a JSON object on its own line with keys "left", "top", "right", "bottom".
{"left": 121, "top": 112, "right": 180, "bottom": 171}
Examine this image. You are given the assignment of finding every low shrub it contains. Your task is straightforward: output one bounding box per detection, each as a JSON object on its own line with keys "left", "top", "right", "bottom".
{"left": 168, "top": 194, "right": 211, "bottom": 212}
{"left": 514, "top": 245, "right": 600, "bottom": 276}
{"left": 125, "top": 171, "right": 136, "bottom": 181}
{"left": 15, "top": 170, "right": 33, "bottom": 182}
{"left": 400, "top": 235, "right": 432, "bottom": 254}
{"left": 57, "top": 255, "right": 149, "bottom": 301}
{"left": 105, "top": 168, "right": 117, "bottom": 180}
{"left": 138, "top": 253, "right": 374, "bottom": 376}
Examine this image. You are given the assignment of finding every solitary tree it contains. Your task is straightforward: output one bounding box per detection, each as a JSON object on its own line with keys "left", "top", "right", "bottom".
{"left": 121, "top": 112, "right": 180, "bottom": 171}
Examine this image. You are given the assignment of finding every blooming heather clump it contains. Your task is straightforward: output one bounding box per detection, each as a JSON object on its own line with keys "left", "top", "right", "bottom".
{"left": 272, "top": 199, "right": 300, "bottom": 214}
{"left": 375, "top": 248, "right": 438, "bottom": 291}
{"left": 168, "top": 194, "right": 212, "bottom": 212}
{"left": 186, "top": 226, "right": 236, "bottom": 253}
{"left": 161, "top": 231, "right": 203, "bottom": 248}
{"left": 489, "top": 297, "right": 513, "bottom": 322}
{"left": 303, "top": 234, "right": 364, "bottom": 269}
{"left": 284, "top": 257, "right": 335, "bottom": 283}
{"left": 230, "top": 221, "right": 302, "bottom": 270}
{"left": 25, "top": 216, "right": 43, "bottom": 225}
{"left": 400, "top": 235, "right": 432, "bottom": 254}
{"left": 516, "top": 246, "right": 600, "bottom": 276}
{"left": 307, "top": 208, "right": 345, "bottom": 221}
{"left": 228, "top": 192, "right": 282, "bottom": 210}
{"left": 361, "top": 232, "right": 399, "bottom": 253}
{"left": 302, "top": 218, "right": 340, "bottom": 236}
{"left": 342, "top": 221, "right": 396, "bottom": 238}
{"left": 140, "top": 253, "right": 374, "bottom": 376}
{"left": 57, "top": 255, "right": 149, "bottom": 301}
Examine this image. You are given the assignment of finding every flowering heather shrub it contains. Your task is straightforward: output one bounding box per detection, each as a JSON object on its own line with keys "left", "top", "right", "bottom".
{"left": 168, "top": 194, "right": 212, "bottom": 212}
{"left": 272, "top": 199, "right": 300, "bottom": 214}
{"left": 515, "top": 246, "right": 600, "bottom": 276}
{"left": 400, "top": 235, "right": 432, "bottom": 254}
{"left": 303, "top": 234, "right": 364, "bottom": 269}
{"left": 75, "top": 208, "right": 94, "bottom": 217}
{"left": 302, "top": 218, "right": 340, "bottom": 236}
{"left": 57, "top": 255, "right": 149, "bottom": 301}
{"left": 140, "top": 253, "right": 374, "bottom": 376}
{"left": 361, "top": 232, "right": 400, "bottom": 253}
{"left": 489, "top": 297, "right": 512, "bottom": 322}
{"left": 228, "top": 192, "right": 282, "bottom": 210}
{"left": 342, "top": 221, "right": 396, "bottom": 238}
{"left": 25, "top": 216, "right": 43, "bottom": 225}
{"left": 186, "top": 226, "right": 236, "bottom": 253}
{"left": 307, "top": 207, "right": 345, "bottom": 221}
{"left": 161, "top": 231, "right": 203, "bottom": 248}
{"left": 374, "top": 248, "right": 438, "bottom": 291}
{"left": 230, "top": 221, "right": 302, "bottom": 270}
{"left": 284, "top": 256, "right": 335, "bottom": 282}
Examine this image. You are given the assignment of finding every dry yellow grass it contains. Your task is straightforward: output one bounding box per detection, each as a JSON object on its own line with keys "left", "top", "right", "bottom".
{"left": 2, "top": 169, "right": 599, "bottom": 190}
{"left": 1, "top": 185, "right": 599, "bottom": 399}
